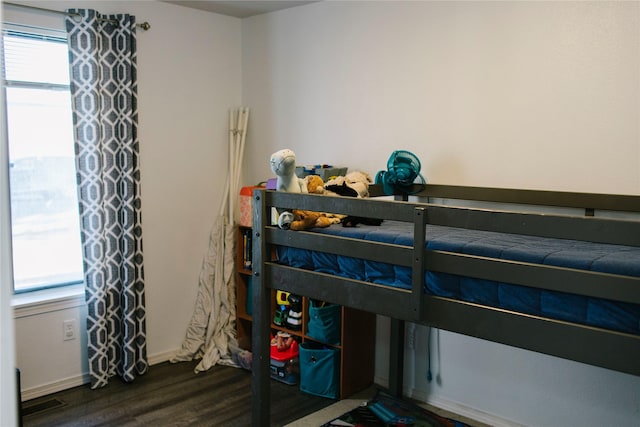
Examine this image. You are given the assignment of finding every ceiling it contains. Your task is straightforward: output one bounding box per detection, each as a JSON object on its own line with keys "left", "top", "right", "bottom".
{"left": 162, "top": 1, "right": 320, "bottom": 19}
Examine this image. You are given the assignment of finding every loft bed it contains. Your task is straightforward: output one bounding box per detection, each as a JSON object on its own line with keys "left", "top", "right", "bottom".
{"left": 249, "top": 184, "right": 640, "bottom": 425}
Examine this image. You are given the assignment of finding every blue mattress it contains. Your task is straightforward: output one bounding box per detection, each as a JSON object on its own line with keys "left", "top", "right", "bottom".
{"left": 276, "top": 221, "right": 640, "bottom": 335}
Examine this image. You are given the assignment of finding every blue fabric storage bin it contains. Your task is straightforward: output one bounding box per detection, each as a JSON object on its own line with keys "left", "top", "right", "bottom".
{"left": 299, "top": 342, "right": 340, "bottom": 399}
{"left": 307, "top": 302, "right": 341, "bottom": 345}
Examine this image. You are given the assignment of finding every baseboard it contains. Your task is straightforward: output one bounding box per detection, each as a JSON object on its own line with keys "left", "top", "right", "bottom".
{"left": 411, "top": 390, "right": 523, "bottom": 427}
{"left": 148, "top": 348, "right": 180, "bottom": 366}
{"left": 373, "top": 375, "right": 521, "bottom": 427}
{"left": 21, "top": 348, "right": 181, "bottom": 401}
{"left": 21, "top": 373, "right": 91, "bottom": 402}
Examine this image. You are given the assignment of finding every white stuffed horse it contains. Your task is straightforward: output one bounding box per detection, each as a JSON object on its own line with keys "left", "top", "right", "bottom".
{"left": 269, "top": 148, "right": 307, "bottom": 193}
{"left": 269, "top": 148, "right": 306, "bottom": 228}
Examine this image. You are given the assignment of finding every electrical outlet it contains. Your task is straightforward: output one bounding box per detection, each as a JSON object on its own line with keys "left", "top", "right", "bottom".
{"left": 63, "top": 319, "right": 76, "bottom": 341}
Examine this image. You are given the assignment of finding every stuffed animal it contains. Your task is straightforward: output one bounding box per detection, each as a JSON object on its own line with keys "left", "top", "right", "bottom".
{"left": 289, "top": 208, "right": 341, "bottom": 231}
{"left": 270, "top": 149, "right": 307, "bottom": 193}
{"left": 272, "top": 331, "right": 295, "bottom": 351}
{"left": 287, "top": 174, "right": 343, "bottom": 231}
{"left": 270, "top": 149, "right": 343, "bottom": 230}
{"left": 324, "top": 170, "right": 373, "bottom": 198}
{"left": 304, "top": 174, "right": 325, "bottom": 194}
{"left": 325, "top": 171, "right": 383, "bottom": 227}
{"left": 270, "top": 149, "right": 308, "bottom": 229}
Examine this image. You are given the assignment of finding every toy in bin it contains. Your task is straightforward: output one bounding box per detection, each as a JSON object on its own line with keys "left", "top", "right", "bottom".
{"left": 273, "top": 290, "right": 290, "bottom": 326}
{"left": 273, "top": 291, "right": 302, "bottom": 330}
{"left": 286, "top": 294, "right": 303, "bottom": 330}
{"left": 273, "top": 307, "right": 288, "bottom": 326}
{"left": 270, "top": 331, "right": 300, "bottom": 385}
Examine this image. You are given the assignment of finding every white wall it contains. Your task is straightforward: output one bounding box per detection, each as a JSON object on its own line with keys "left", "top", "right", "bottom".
{"left": 241, "top": 1, "right": 640, "bottom": 426}
{"left": 3, "top": 0, "right": 242, "bottom": 399}
{"left": 242, "top": 1, "right": 639, "bottom": 195}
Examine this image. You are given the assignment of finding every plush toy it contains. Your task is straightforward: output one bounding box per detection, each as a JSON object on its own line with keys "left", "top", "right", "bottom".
{"left": 270, "top": 149, "right": 307, "bottom": 193}
{"left": 270, "top": 149, "right": 343, "bottom": 230}
{"left": 304, "top": 175, "right": 325, "bottom": 194}
{"left": 288, "top": 174, "right": 342, "bottom": 230}
{"left": 288, "top": 209, "right": 341, "bottom": 231}
{"left": 324, "top": 170, "right": 373, "bottom": 198}
{"left": 270, "top": 149, "right": 307, "bottom": 229}
{"left": 272, "top": 331, "right": 295, "bottom": 352}
{"left": 325, "top": 171, "right": 383, "bottom": 227}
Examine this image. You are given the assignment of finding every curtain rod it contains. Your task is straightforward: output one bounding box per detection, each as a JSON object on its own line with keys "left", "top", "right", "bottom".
{"left": 3, "top": 2, "right": 151, "bottom": 31}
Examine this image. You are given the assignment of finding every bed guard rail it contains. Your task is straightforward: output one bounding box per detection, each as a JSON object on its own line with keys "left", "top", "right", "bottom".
{"left": 251, "top": 189, "right": 427, "bottom": 320}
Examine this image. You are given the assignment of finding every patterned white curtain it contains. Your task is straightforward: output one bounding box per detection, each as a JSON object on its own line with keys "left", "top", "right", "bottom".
{"left": 65, "top": 9, "right": 147, "bottom": 389}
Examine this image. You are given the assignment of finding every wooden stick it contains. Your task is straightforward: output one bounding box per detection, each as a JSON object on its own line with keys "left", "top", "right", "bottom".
{"left": 235, "top": 108, "right": 249, "bottom": 221}
{"left": 232, "top": 108, "right": 249, "bottom": 224}
{"left": 227, "top": 110, "right": 238, "bottom": 223}
{"left": 232, "top": 108, "right": 243, "bottom": 221}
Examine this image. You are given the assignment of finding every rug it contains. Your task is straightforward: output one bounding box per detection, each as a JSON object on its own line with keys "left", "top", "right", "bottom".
{"left": 321, "top": 390, "right": 471, "bottom": 427}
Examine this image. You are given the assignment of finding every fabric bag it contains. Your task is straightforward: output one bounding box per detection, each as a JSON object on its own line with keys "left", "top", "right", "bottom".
{"left": 299, "top": 342, "right": 340, "bottom": 399}
{"left": 307, "top": 301, "right": 341, "bottom": 345}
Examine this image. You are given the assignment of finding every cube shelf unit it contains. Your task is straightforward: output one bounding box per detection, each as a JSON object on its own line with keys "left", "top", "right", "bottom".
{"left": 235, "top": 225, "right": 376, "bottom": 399}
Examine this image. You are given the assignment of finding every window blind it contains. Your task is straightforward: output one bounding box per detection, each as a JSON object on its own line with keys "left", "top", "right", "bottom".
{"left": 2, "top": 27, "right": 70, "bottom": 86}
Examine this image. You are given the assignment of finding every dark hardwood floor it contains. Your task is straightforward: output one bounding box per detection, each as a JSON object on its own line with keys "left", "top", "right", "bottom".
{"left": 20, "top": 361, "right": 334, "bottom": 427}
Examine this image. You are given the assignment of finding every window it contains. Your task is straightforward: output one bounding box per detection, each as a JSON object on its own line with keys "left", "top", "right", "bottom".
{"left": 2, "top": 25, "right": 83, "bottom": 293}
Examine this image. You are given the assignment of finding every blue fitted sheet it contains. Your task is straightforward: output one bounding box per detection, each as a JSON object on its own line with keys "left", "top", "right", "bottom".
{"left": 276, "top": 221, "right": 640, "bottom": 335}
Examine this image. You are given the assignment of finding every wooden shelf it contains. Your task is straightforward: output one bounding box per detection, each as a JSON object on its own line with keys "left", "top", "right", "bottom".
{"left": 235, "top": 225, "right": 375, "bottom": 399}
{"left": 237, "top": 313, "right": 252, "bottom": 322}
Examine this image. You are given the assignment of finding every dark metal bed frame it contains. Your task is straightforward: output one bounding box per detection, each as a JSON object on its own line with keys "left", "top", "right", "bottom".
{"left": 250, "top": 184, "right": 640, "bottom": 425}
